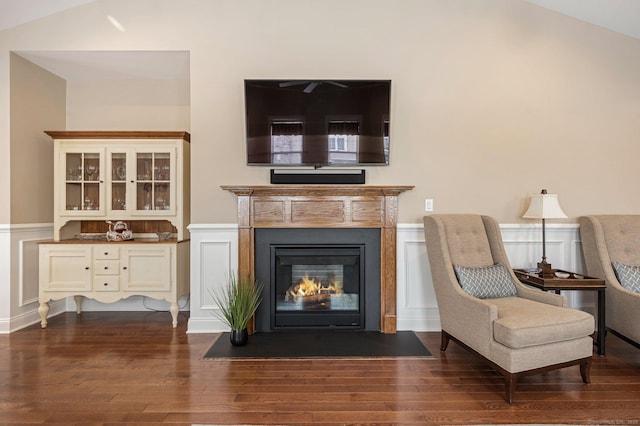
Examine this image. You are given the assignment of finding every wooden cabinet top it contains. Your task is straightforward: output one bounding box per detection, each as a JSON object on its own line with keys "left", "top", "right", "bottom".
{"left": 44, "top": 131, "right": 190, "bottom": 142}
{"left": 39, "top": 238, "right": 188, "bottom": 245}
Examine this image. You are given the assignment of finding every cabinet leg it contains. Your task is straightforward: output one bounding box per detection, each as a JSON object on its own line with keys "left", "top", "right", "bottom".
{"left": 170, "top": 302, "right": 179, "bottom": 328}
{"left": 38, "top": 303, "right": 49, "bottom": 328}
{"left": 74, "top": 296, "right": 83, "bottom": 314}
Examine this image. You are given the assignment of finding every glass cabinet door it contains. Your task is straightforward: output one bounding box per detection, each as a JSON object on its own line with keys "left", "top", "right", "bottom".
{"left": 134, "top": 150, "right": 175, "bottom": 214}
{"left": 63, "top": 151, "right": 104, "bottom": 215}
{"left": 110, "top": 152, "right": 127, "bottom": 212}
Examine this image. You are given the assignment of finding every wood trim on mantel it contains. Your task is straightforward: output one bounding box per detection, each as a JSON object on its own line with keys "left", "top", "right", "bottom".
{"left": 221, "top": 185, "right": 414, "bottom": 197}
{"left": 222, "top": 184, "right": 414, "bottom": 333}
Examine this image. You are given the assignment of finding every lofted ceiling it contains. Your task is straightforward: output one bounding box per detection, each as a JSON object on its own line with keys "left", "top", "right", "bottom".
{"left": 1, "top": 0, "right": 638, "bottom": 82}
{"left": 16, "top": 50, "right": 191, "bottom": 81}
{"left": 1, "top": 0, "right": 639, "bottom": 37}
{"left": 523, "top": 0, "right": 640, "bottom": 40}
{"left": 0, "top": 0, "right": 97, "bottom": 31}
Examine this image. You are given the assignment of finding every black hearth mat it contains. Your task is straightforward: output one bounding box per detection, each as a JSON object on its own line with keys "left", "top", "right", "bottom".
{"left": 203, "top": 330, "right": 432, "bottom": 359}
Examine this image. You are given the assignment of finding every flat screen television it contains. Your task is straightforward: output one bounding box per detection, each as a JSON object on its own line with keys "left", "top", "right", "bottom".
{"left": 244, "top": 79, "right": 391, "bottom": 167}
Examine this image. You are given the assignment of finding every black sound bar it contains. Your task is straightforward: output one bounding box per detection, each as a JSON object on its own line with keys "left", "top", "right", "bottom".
{"left": 270, "top": 169, "right": 366, "bottom": 185}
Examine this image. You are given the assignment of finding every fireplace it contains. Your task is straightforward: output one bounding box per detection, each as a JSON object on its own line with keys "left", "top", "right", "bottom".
{"left": 221, "top": 185, "right": 413, "bottom": 333}
{"left": 255, "top": 228, "right": 380, "bottom": 331}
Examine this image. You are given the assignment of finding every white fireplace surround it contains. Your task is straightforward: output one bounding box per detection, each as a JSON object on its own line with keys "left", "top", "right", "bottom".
{"left": 186, "top": 222, "right": 593, "bottom": 334}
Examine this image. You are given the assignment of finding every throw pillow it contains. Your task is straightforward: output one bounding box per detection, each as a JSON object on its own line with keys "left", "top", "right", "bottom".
{"left": 612, "top": 261, "right": 640, "bottom": 293}
{"left": 454, "top": 263, "right": 518, "bottom": 299}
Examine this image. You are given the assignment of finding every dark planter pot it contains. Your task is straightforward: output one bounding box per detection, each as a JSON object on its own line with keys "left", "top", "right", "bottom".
{"left": 230, "top": 328, "right": 248, "bottom": 346}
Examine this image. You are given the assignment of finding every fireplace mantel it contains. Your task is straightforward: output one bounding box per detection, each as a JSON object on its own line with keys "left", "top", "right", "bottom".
{"left": 222, "top": 185, "right": 414, "bottom": 333}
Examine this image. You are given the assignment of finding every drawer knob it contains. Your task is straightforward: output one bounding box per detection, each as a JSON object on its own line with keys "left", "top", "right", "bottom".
{"left": 123, "top": 266, "right": 127, "bottom": 270}
{"left": 104, "top": 252, "right": 109, "bottom": 255}
{"left": 104, "top": 266, "right": 109, "bottom": 270}
{"left": 85, "top": 267, "right": 89, "bottom": 270}
{"left": 103, "top": 282, "right": 108, "bottom": 286}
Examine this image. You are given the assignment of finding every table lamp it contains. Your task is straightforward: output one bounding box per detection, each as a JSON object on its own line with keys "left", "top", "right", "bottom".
{"left": 523, "top": 189, "right": 567, "bottom": 278}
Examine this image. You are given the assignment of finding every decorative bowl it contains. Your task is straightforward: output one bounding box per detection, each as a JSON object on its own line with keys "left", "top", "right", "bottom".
{"left": 554, "top": 272, "right": 570, "bottom": 279}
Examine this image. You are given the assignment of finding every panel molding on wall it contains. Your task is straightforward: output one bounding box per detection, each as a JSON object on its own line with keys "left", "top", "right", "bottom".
{"left": 187, "top": 224, "right": 238, "bottom": 333}
{"left": 0, "top": 224, "right": 11, "bottom": 333}
{"left": 19, "top": 237, "right": 43, "bottom": 306}
{"left": 397, "top": 222, "right": 591, "bottom": 331}
{"left": 1, "top": 223, "right": 62, "bottom": 333}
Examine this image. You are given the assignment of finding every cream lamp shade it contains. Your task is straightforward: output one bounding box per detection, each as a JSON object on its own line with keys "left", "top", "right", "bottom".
{"left": 523, "top": 191, "right": 567, "bottom": 220}
{"left": 523, "top": 189, "right": 567, "bottom": 277}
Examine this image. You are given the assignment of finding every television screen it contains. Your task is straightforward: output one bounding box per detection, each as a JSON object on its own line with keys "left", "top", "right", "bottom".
{"left": 245, "top": 79, "right": 391, "bottom": 167}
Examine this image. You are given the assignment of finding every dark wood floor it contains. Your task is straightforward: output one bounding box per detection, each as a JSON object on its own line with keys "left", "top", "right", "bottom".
{"left": 1, "top": 312, "right": 639, "bottom": 425}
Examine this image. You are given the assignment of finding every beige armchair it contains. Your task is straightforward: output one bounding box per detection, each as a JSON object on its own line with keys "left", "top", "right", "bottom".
{"left": 579, "top": 215, "right": 640, "bottom": 348}
{"left": 424, "top": 214, "right": 594, "bottom": 403}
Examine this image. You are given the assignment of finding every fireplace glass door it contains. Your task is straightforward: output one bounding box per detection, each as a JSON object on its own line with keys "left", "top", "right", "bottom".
{"left": 272, "top": 246, "right": 365, "bottom": 329}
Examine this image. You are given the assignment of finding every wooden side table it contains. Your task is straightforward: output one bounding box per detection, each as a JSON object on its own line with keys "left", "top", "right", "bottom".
{"left": 514, "top": 269, "right": 606, "bottom": 356}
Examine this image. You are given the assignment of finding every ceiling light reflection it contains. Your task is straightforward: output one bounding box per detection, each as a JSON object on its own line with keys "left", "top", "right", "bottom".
{"left": 107, "top": 15, "right": 125, "bottom": 32}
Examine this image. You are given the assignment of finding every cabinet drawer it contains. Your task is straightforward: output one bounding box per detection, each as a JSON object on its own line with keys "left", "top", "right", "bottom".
{"left": 94, "top": 276, "right": 119, "bottom": 291}
{"left": 94, "top": 247, "right": 119, "bottom": 260}
{"left": 94, "top": 259, "right": 119, "bottom": 275}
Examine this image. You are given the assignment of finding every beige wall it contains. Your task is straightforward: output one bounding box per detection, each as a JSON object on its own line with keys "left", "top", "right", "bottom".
{"left": 1, "top": 0, "right": 639, "bottom": 227}
{"left": 66, "top": 78, "right": 190, "bottom": 130}
{"left": 0, "top": 52, "right": 9, "bottom": 224}
{"left": 9, "top": 53, "right": 65, "bottom": 224}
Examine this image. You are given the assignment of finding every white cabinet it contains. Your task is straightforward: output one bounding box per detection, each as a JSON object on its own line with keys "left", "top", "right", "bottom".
{"left": 93, "top": 246, "right": 120, "bottom": 292}
{"left": 38, "top": 242, "right": 189, "bottom": 328}
{"left": 46, "top": 131, "right": 190, "bottom": 241}
{"left": 58, "top": 147, "right": 107, "bottom": 217}
{"left": 39, "top": 131, "right": 191, "bottom": 328}
{"left": 121, "top": 245, "right": 172, "bottom": 292}
{"left": 39, "top": 245, "right": 92, "bottom": 292}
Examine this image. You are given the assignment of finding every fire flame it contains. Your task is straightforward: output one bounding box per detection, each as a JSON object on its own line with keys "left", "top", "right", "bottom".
{"left": 285, "top": 274, "right": 342, "bottom": 302}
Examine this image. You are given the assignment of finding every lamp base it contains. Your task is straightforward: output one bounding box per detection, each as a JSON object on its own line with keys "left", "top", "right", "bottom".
{"left": 537, "top": 260, "right": 555, "bottom": 278}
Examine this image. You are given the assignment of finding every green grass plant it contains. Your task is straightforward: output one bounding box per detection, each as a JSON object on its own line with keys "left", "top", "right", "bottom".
{"left": 210, "top": 273, "right": 263, "bottom": 331}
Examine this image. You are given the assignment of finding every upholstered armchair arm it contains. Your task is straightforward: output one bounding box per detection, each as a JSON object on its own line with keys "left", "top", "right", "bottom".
{"left": 514, "top": 281, "right": 567, "bottom": 307}
{"left": 439, "top": 283, "right": 499, "bottom": 357}
{"left": 607, "top": 277, "right": 640, "bottom": 341}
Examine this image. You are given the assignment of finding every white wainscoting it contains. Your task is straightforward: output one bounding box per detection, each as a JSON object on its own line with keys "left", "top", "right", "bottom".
{"left": 187, "top": 222, "right": 591, "bottom": 334}
{"left": 187, "top": 224, "right": 238, "bottom": 333}
{"left": 2, "top": 222, "right": 592, "bottom": 334}
{"left": 0, "top": 223, "right": 64, "bottom": 333}
{"left": 0, "top": 224, "right": 10, "bottom": 332}
{"left": 1, "top": 223, "right": 191, "bottom": 333}
{"left": 396, "top": 222, "right": 591, "bottom": 331}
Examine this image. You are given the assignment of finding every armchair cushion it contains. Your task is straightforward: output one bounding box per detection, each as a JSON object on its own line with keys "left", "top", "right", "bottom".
{"left": 454, "top": 263, "right": 517, "bottom": 299}
{"left": 612, "top": 261, "right": 640, "bottom": 293}
{"left": 491, "top": 297, "right": 595, "bottom": 349}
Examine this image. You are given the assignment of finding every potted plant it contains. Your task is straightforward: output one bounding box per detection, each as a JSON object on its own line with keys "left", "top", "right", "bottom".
{"left": 210, "top": 273, "right": 264, "bottom": 346}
